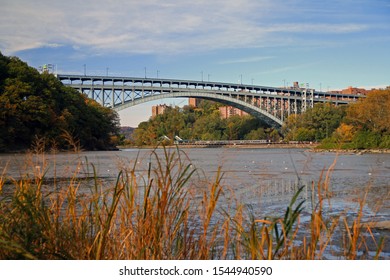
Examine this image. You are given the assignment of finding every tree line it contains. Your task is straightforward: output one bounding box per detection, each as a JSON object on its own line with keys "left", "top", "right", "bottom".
{"left": 132, "top": 100, "right": 281, "bottom": 146}
{"left": 282, "top": 88, "right": 390, "bottom": 149}
{"left": 132, "top": 88, "right": 390, "bottom": 149}
{"left": 0, "top": 52, "right": 120, "bottom": 152}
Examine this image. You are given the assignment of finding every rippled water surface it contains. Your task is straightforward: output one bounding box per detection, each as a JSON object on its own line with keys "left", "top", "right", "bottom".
{"left": 1, "top": 147, "right": 389, "bottom": 258}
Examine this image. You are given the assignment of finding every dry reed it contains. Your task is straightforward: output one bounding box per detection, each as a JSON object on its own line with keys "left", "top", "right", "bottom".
{"left": 0, "top": 146, "right": 387, "bottom": 260}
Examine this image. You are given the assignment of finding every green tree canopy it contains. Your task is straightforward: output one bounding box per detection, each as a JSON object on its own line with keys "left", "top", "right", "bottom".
{"left": 131, "top": 101, "right": 277, "bottom": 145}
{"left": 282, "top": 103, "right": 346, "bottom": 142}
{"left": 0, "top": 52, "right": 120, "bottom": 151}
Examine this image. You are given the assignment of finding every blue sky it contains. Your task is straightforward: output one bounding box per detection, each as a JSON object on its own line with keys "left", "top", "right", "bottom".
{"left": 1, "top": 0, "right": 389, "bottom": 127}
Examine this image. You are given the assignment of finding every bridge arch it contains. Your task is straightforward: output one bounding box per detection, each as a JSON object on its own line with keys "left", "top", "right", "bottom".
{"left": 57, "top": 74, "right": 363, "bottom": 130}
{"left": 113, "top": 91, "right": 284, "bottom": 128}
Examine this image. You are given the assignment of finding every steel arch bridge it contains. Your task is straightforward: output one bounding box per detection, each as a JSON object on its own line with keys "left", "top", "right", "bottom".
{"left": 57, "top": 74, "right": 362, "bottom": 128}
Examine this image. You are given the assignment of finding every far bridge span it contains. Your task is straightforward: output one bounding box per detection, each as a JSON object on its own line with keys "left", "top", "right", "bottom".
{"left": 57, "top": 74, "right": 363, "bottom": 128}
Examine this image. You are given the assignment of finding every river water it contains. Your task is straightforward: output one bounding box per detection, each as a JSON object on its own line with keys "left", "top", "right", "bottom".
{"left": 1, "top": 147, "right": 389, "bottom": 258}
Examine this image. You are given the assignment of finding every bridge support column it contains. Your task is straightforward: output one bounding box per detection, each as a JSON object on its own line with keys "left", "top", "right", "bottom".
{"left": 281, "top": 99, "right": 284, "bottom": 122}
{"left": 302, "top": 90, "right": 307, "bottom": 112}
{"left": 112, "top": 86, "right": 115, "bottom": 108}
{"left": 101, "top": 86, "right": 105, "bottom": 106}
{"left": 294, "top": 99, "right": 298, "bottom": 114}
{"left": 309, "top": 89, "right": 314, "bottom": 109}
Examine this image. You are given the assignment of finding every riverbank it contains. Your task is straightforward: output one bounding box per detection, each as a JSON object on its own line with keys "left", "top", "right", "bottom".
{"left": 5, "top": 144, "right": 389, "bottom": 155}
{"left": 118, "top": 144, "right": 390, "bottom": 154}
{"left": 311, "top": 148, "right": 390, "bottom": 154}
{"left": 118, "top": 143, "right": 318, "bottom": 150}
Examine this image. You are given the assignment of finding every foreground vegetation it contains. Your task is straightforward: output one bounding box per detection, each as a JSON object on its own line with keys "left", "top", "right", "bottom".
{"left": 0, "top": 52, "right": 120, "bottom": 152}
{"left": 0, "top": 147, "right": 386, "bottom": 259}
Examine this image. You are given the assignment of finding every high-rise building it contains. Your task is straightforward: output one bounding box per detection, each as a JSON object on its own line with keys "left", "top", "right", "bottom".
{"left": 219, "top": 106, "right": 248, "bottom": 119}
{"left": 189, "top": 98, "right": 202, "bottom": 107}
{"left": 152, "top": 104, "right": 169, "bottom": 117}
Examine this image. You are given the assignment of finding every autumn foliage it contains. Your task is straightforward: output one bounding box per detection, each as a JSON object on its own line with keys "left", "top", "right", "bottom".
{"left": 346, "top": 89, "right": 390, "bottom": 133}
{"left": 339, "top": 89, "right": 390, "bottom": 149}
{"left": 283, "top": 88, "right": 390, "bottom": 149}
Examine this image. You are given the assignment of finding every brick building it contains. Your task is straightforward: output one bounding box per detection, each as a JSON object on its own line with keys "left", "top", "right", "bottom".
{"left": 152, "top": 104, "right": 169, "bottom": 117}
{"left": 219, "top": 106, "right": 248, "bottom": 119}
{"left": 341, "top": 86, "right": 368, "bottom": 95}
{"left": 188, "top": 98, "right": 202, "bottom": 107}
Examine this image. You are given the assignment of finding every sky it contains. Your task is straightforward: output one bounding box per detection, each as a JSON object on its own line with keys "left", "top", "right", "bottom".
{"left": 1, "top": 0, "right": 389, "bottom": 127}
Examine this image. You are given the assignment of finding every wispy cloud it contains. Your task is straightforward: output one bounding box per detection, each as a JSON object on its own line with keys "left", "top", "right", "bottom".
{"left": 219, "top": 56, "right": 275, "bottom": 65}
{"left": 255, "top": 63, "right": 316, "bottom": 75}
{"left": 263, "top": 23, "right": 368, "bottom": 34}
{"left": 0, "top": 0, "right": 380, "bottom": 55}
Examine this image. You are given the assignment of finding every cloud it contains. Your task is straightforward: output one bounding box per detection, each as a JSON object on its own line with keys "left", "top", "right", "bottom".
{"left": 219, "top": 56, "right": 275, "bottom": 65}
{"left": 263, "top": 23, "right": 368, "bottom": 34}
{"left": 0, "top": 0, "right": 376, "bottom": 55}
{"left": 255, "top": 63, "right": 316, "bottom": 75}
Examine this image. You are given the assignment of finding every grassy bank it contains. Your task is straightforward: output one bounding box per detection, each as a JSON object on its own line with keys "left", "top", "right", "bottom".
{"left": 0, "top": 147, "right": 387, "bottom": 259}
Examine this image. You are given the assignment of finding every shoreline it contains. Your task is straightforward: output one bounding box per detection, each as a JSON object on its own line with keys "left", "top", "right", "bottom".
{"left": 311, "top": 148, "right": 390, "bottom": 154}
{"left": 119, "top": 143, "right": 317, "bottom": 150}
{"left": 118, "top": 144, "right": 390, "bottom": 154}
{"left": 3, "top": 145, "right": 390, "bottom": 154}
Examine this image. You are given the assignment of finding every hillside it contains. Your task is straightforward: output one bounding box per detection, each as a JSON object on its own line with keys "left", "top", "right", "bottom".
{"left": 0, "top": 52, "right": 120, "bottom": 152}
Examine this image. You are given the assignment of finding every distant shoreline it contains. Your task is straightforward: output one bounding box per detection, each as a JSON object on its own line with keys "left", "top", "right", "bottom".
{"left": 3, "top": 145, "right": 390, "bottom": 154}
{"left": 311, "top": 148, "right": 390, "bottom": 154}
{"left": 118, "top": 144, "right": 390, "bottom": 154}
{"left": 119, "top": 143, "right": 317, "bottom": 150}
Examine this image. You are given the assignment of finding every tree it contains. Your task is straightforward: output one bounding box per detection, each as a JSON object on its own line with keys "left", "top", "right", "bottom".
{"left": 282, "top": 103, "right": 345, "bottom": 142}
{"left": 333, "top": 123, "right": 355, "bottom": 143}
{"left": 346, "top": 89, "right": 390, "bottom": 133}
{"left": 131, "top": 100, "right": 283, "bottom": 145}
{"left": 244, "top": 127, "right": 266, "bottom": 140}
{"left": 0, "top": 53, "right": 120, "bottom": 151}
{"left": 343, "top": 88, "right": 390, "bottom": 149}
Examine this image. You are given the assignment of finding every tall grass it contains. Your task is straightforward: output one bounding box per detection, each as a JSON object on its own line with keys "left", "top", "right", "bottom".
{"left": 0, "top": 147, "right": 387, "bottom": 259}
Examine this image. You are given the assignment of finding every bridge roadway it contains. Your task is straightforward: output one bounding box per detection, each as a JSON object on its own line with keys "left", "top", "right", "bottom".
{"left": 57, "top": 74, "right": 363, "bottom": 128}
